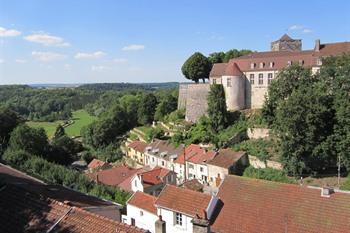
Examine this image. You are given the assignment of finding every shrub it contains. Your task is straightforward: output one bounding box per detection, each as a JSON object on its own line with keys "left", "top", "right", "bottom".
{"left": 243, "top": 166, "right": 294, "bottom": 184}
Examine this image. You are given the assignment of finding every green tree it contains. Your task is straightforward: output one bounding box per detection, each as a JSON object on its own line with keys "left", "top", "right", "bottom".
{"left": 53, "top": 125, "right": 65, "bottom": 141}
{"left": 207, "top": 84, "right": 228, "bottom": 133}
{"left": 181, "top": 52, "right": 212, "bottom": 83}
{"left": 138, "top": 93, "right": 157, "bottom": 125}
{"left": 0, "top": 107, "right": 22, "bottom": 155}
{"left": 8, "top": 124, "right": 49, "bottom": 157}
{"left": 154, "top": 95, "right": 177, "bottom": 121}
{"left": 208, "top": 52, "right": 225, "bottom": 64}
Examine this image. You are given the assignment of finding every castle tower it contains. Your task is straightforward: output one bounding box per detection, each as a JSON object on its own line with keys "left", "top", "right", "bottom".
{"left": 271, "top": 34, "right": 302, "bottom": 52}
{"left": 222, "top": 62, "right": 245, "bottom": 111}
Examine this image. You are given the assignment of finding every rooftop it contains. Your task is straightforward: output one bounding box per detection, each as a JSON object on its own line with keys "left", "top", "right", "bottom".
{"left": 175, "top": 144, "right": 216, "bottom": 165}
{"left": 146, "top": 139, "right": 182, "bottom": 160}
{"left": 140, "top": 166, "right": 173, "bottom": 186}
{"left": 155, "top": 185, "right": 212, "bottom": 218}
{"left": 128, "top": 140, "right": 148, "bottom": 153}
{"left": 88, "top": 158, "right": 107, "bottom": 169}
{"left": 207, "top": 149, "right": 246, "bottom": 169}
{"left": 211, "top": 175, "right": 350, "bottom": 233}
{"left": 127, "top": 191, "right": 157, "bottom": 215}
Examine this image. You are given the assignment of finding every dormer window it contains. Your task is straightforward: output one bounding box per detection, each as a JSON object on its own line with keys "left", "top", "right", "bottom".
{"left": 287, "top": 61, "right": 292, "bottom": 66}
{"left": 269, "top": 62, "right": 274, "bottom": 68}
{"left": 250, "top": 63, "right": 256, "bottom": 69}
{"left": 259, "top": 62, "right": 265, "bottom": 68}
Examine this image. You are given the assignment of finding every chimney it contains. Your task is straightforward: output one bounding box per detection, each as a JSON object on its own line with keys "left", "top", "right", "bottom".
{"left": 321, "top": 187, "right": 334, "bottom": 197}
{"left": 315, "top": 39, "right": 321, "bottom": 52}
{"left": 155, "top": 215, "right": 166, "bottom": 233}
{"left": 192, "top": 210, "right": 210, "bottom": 233}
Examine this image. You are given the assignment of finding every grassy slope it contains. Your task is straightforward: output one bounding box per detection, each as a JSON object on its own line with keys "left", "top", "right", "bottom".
{"left": 27, "top": 109, "right": 97, "bottom": 138}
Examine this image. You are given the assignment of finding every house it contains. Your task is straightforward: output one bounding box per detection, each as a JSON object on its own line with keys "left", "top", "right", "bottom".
{"left": 0, "top": 163, "right": 145, "bottom": 233}
{"left": 87, "top": 158, "right": 111, "bottom": 172}
{"left": 123, "top": 191, "right": 158, "bottom": 233}
{"left": 175, "top": 144, "right": 216, "bottom": 184}
{"left": 86, "top": 165, "right": 143, "bottom": 192}
{"left": 131, "top": 166, "right": 177, "bottom": 196}
{"left": 179, "top": 35, "right": 350, "bottom": 122}
{"left": 207, "top": 149, "right": 248, "bottom": 187}
{"left": 154, "top": 185, "right": 218, "bottom": 233}
{"left": 144, "top": 139, "right": 182, "bottom": 170}
{"left": 127, "top": 140, "right": 148, "bottom": 165}
{"left": 211, "top": 175, "right": 350, "bottom": 233}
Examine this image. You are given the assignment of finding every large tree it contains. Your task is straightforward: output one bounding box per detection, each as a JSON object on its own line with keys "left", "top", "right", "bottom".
{"left": 0, "top": 107, "right": 22, "bottom": 155}
{"left": 154, "top": 94, "right": 177, "bottom": 121}
{"left": 137, "top": 93, "right": 157, "bottom": 125}
{"left": 181, "top": 52, "right": 211, "bottom": 83}
{"left": 207, "top": 84, "right": 228, "bottom": 133}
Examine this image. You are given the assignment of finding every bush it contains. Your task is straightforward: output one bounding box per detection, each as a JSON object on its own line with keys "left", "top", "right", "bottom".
{"left": 232, "top": 139, "right": 275, "bottom": 162}
{"left": 243, "top": 166, "right": 295, "bottom": 184}
{"left": 164, "top": 109, "right": 185, "bottom": 123}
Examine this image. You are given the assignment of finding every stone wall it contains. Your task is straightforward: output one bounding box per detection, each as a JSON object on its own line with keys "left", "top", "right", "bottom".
{"left": 178, "top": 83, "right": 210, "bottom": 123}
{"left": 248, "top": 155, "right": 283, "bottom": 170}
{"left": 247, "top": 128, "right": 270, "bottom": 139}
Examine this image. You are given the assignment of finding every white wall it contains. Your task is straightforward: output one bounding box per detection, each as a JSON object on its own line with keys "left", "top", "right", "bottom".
{"left": 185, "top": 162, "right": 209, "bottom": 184}
{"left": 207, "top": 164, "right": 228, "bottom": 187}
{"left": 157, "top": 208, "right": 193, "bottom": 233}
{"left": 125, "top": 204, "right": 158, "bottom": 233}
{"left": 131, "top": 175, "right": 144, "bottom": 193}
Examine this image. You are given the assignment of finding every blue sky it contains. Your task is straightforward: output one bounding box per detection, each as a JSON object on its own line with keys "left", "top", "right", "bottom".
{"left": 0, "top": 0, "right": 349, "bottom": 84}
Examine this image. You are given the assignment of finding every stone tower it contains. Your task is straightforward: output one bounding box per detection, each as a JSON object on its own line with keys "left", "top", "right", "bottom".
{"left": 222, "top": 62, "right": 245, "bottom": 111}
{"left": 271, "top": 34, "right": 302, "bottom": 52}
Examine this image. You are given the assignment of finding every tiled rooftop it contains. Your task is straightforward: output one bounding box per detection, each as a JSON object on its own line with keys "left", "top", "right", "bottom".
{"left": 88, "top": 158, "right": 107, "bottom": 169}
{"left": 127, "top": 191, "right": 157, "bottom": 215}
{"left": 128, "top": 140, "right": 148, "bottom": 153}
{"left": 207, "top": 149, "right": 246, "bottom": 169}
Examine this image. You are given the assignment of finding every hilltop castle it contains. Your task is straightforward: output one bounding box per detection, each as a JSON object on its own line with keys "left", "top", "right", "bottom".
{"left": 178, "top": 34, "right": 350, "bottom": 122}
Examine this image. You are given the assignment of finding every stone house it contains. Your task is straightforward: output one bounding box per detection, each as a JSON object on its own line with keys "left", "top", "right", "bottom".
{"left": 131, "top": 166, "right": 177, "bottom": 196}
{"left": 207, "top": 149, "right": 248, "bottom": 187}
{"left": 144, "top": 139, "right": 182, "bottom": 171}
{"left": 126, "top": 140, "right": 148, "bottom": 165}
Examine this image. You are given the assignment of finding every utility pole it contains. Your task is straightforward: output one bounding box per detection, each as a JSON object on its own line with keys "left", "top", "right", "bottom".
{"left": 338, "top": 154, "right": 341, "bottom": 187}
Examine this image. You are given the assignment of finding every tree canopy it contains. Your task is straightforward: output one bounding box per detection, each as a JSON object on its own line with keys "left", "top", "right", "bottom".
{"left": 207, "top": 84, "right": 228, "bottom": 133}
{"left": 181, "top": 52, "right": 212, "bottom": 83}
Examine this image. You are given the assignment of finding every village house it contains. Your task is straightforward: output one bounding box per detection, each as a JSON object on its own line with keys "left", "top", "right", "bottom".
{"left": 123, "top": 191, "right": 158, "bottom": 233}
{"left": 126, "top": 140, "right": 148, "bottom": 165}
{"left": 86, "top": 165, "right": 143, "bottom": 192}
{"left": 207, "top": 149, "right": 248, "bottom": 187}
{"left": 87, "top": 158, "right": 111, "bottom": 172}
{"left": 130, "top": 166, "right": 177, "bottom": 196}
{"left": 144, "top": 139, "right": 183, "bottom": 170}
{"left": 175, "top": 144, "right": 216, "bottom": 184}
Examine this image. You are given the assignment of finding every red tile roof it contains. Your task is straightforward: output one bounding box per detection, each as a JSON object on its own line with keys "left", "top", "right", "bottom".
{"left": 181, "top": 179, "right": 204, "bottom": 192}
{"left": 87, "top": 165, "right": 140, "bottom": 188}
{"left": 175, "top": 144, "right": 216, "bottom": 165}
{"left": 127, "top": 191, "right": 157, "bottom": 215}
{"left": 210, "top": 41, "right": 350, "bottom": 76}
{"left": 211, "top": 175, "right": 350, "bottom": 233}
{"left": 155, "top": 185, "right": 212, "bottom": 218}
{"left": 0, "top": 184, "right": 145, "bottom": 233}
{"left": 139, "top": 166, "right": 173, "bottom": 185}
{"left": 88, "top": 159, "right": 107, "bottom": 169}
{"left": 128, "top": 140, "right": 148, "bottom": 153}
{"left": 224, "top": 62, "right": 243, "bottom": 76}
{"left": 207, "top": 149, "right": 246, "bottom": 169}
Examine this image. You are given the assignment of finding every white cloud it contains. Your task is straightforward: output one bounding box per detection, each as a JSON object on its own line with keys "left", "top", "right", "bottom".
{"left": 113, "top": 58, "right": 128, "bottom": 64}
{"left": 75, "top": 51, "right": 106, "bottom": 59}
{"left": 15, "top": 59, "right": 27, "bottom": 63}
{"left": 0, "top": 27, "right": 21, "bottom": 37}
{"left": 32, "top": 51, "right": 66, "bottom": 62}
{"left": 91, "top": 65, "right": 110, "bottom": 71}
{"left": 24, "top": 33, "right": 70, "bottom": 47}
{"left": 122, "top": 44, "right": 145, "bottom": 51}
{"left": 288, "top": 25, "right": 313, "bottom": 34}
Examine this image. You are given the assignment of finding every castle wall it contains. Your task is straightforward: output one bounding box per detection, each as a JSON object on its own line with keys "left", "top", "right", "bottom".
{"left": 179, "top": 83, "right": 210, "bottom": 122}
{"left": 178, "top": 84, "right": 188, "bottom": 110}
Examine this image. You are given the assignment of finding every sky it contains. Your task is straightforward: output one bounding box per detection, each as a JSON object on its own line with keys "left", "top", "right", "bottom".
{"left": 0, "top": 0, "right": 349, "bottom": 84}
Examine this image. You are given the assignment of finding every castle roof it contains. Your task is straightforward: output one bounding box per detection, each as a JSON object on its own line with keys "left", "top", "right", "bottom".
{"left": 279, "top": 33, "right": 293, "bottom": 41}
{"left": 224, "top": 62, "right": 243, "bottom": 76}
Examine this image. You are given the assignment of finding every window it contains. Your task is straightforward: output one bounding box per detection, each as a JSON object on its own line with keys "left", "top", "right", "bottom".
{"left": 161, "top": 161, "right": 165, "bottom": 166}
{"left": 212, "top": 78, "right": 216, "bottom": 84}
{"left": 258, "top": 74, "right": 263, "bottom": 85}
{"left": 202, "top": 175, "right": 207, "bottom": 181}
{"left": 250, "top": 63, "right": 256, "bottom": 69}
{"left": 249, "top": 74, "right": 255, "bottom": 85}
{"left": 259, "top": 62, "right": 265, "bottom": 68}
{"left": 175, "top": 212, "right": 183, "bottom": 226}
{"left": 140, "top": 211, "right": 143, "bottom": 216}
{"left": 188, "top": 164, "right": 194, "bottom": 169}
{"left": 268, "top": 73, "right": 273, "bottom": 85}
{"left": 227, "top": 78, "right": 232, "bottom": 87}
{"left": 269, "top": 62, "right": 274, "bottom": 68}
{"left": 134, "top": 180, "right": 137, "bottom": 187}
{"left": 152, "top": 157, "right": 155, "bottom": 162}
{"left": 131, "top": 218, "right": 135, "bottom": 226}
{"left": 200, "top": 167, "right": 204, "bottom": 172}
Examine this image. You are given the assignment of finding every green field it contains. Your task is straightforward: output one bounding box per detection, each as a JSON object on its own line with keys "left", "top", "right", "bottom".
{"left": 27, "top": 110, "right": 97, "bottom": 138}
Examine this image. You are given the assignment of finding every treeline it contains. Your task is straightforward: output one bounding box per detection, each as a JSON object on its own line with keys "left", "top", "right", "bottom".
{"left": 77, "top": 82, "right": 178, "bottom": 92}
{"left": 262, "top": 55, "right": 350, "bottom": 177}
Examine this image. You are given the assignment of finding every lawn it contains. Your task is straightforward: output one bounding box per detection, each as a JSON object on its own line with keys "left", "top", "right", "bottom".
{"left": 27, "top": 110, "right": 97, "bottom": 138}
